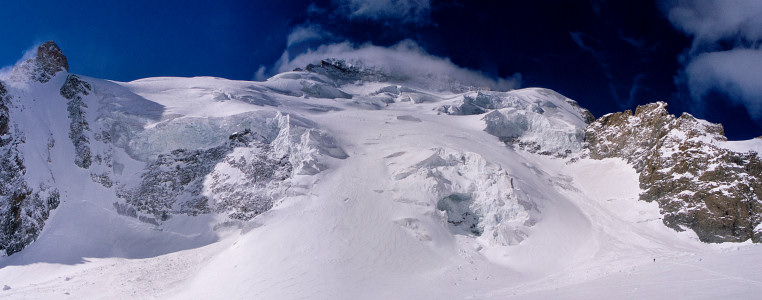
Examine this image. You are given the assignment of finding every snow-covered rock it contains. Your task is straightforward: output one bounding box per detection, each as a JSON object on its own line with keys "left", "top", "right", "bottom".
{"left": 587, "top": 102, "right": 762, "bottom": 242}
{"left": 60, "top": 74, "right": 93, "bottom": 169}
{"left": 0, "top": 79, "right": 60, "bottom": 256}
{"left": 8, "top": 41, "right": 69, "bottom": 83}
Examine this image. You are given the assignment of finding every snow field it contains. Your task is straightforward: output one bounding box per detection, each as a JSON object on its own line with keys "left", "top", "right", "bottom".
{"left": 0, "top": 71, "right": 760, "bottom": 299}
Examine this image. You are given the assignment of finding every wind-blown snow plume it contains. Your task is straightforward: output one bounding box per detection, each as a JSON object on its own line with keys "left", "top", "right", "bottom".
{"left": 665, "top": 0, "right": 762, "bottom": 119}
{"left": 0, "top": 44, "right": 38, "bottom": 82}
{"left": 275, "top": 40, "right": 521, "bottom": 91}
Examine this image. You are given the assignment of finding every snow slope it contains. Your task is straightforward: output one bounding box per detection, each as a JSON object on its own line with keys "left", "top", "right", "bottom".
{"left": 0, "top": 60, "right": 760, "bottom": 299}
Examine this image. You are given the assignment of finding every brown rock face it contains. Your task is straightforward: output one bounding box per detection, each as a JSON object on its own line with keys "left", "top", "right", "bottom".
{"left": 586, "top": 102, "right": 762, "bottom": 243}
{"left": 9, "top": 41, "right": 69, "bottom": 83}
{"left": 32, "top": 41, "right": 69, "bottom": 83}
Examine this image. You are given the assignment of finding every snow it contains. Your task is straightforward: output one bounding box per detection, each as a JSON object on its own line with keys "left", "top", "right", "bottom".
{"left": 723, "top": 138, "right": 762, "bottom": 154}
{"left": 1, "top": 64, "right": 761, "bottom": 299}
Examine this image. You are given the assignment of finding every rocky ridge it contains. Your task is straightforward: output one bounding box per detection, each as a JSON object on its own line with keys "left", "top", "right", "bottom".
{"left": 10, "top": 41, "right": 69, "bottom": 83}
{"left": 0, "top": 42, "right": 71, "bottom": 255}
{"left": 0, "top": 80, "right": 60, "bottom": 256}
{"left": 60, "top": 74, "right": 93, "bottom": 169}
{"left": 303, "top": 59, "right": 391, "bottom": 85}
{"left": 586, "top": 102, "right": 762, "bottom": 243}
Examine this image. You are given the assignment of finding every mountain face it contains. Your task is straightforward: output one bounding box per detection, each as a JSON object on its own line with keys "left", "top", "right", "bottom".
{"left": 0, "top": 48, "right": 61, "bottom": 255}
{"left": 1, "top": 41, "right": 761, "bottom": 299}
{"left": 0, "top": 43, "right": 352, "bottom": 256}
{"left": 586, "top": 103, "right": 762, "bottom": 243}
{"left": 1, "top": 42, "right": 762, "bottom": 299}
{"left": 0, "top": 43, "right": 761, "bottom": 258}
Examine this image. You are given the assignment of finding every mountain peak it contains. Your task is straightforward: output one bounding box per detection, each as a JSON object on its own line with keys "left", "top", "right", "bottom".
{"left": 9, "top": 41, "right": 69, "bottom": 83}
{"left": 36, "top": 41, "right": 69, "bottom": 73}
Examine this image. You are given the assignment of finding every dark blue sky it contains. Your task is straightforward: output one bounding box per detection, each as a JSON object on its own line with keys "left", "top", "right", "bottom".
{"left": 0, "top": 0, "right": 307, "bottom": 81}
{"left": 2, "top": 0, "right": 761, "bottom": 139}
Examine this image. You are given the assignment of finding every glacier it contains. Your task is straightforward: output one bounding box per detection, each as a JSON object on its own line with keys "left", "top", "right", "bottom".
{"left": 0, "top": 42, "right": 761, "bottom": 299}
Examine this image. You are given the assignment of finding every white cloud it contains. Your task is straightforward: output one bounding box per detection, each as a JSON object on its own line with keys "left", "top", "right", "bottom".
{"left": 274, "top": 40, "right": 521, "bottom": 92}
{"left": 686, "top": 49, "right": 762, "bottom": 117}
{"left": 667, "top": 0, "right": 762, "bottom": 51}
{"left": 286, "top": 24, "right": 333, "bottom": 47}
{"left": 665, "top": 0, "right": 762, "bottom": 119}
{"left": 333, "top": 0, "right": 431, "bottom": 24}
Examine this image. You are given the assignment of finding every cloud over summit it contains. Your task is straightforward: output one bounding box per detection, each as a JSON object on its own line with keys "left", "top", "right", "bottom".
{"left": 275, "top": 40, "right": 521, "bottom": 92}
{"left": 267, "top": 1, "right": 517, "bottom": 92}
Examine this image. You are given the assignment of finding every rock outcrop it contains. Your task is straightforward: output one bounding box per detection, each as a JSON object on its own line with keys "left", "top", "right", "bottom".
{"left": 60, "top": 74, "right": 93, "bottom": 168}
{"left": 33, "top": 41, "right": 69, "bottom": 83}
{"left": 304, "top": 59, "right": 391, "bottom": 85}
{"left": 0, "top": 80, "right": 60, "bottom": 256}
{"left": 10, "top": 41, "right": 69, "bottom": 83}
{"left": 586, "top": 102, "right": 762, "bottom": 243}
{"left": 0, "top": 83, "right": 8, "bottom": 137}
